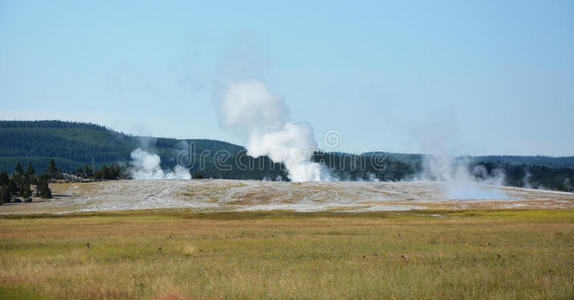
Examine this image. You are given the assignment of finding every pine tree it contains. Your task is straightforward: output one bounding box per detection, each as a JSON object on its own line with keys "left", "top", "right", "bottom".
{"left": 0, "top": 186, "right": 11, "bottom": 204}
{"left": 7, "top": 179, "right": 18, "bottom": 194}
{"left": 47, "top": 159, "right": 60, "bottom": 179}
{"left": 25, "top": 163, "right": 35, "bottom": 176}
{"left": 101, "top": 164, "right": 111, "bottom": 180}
{"left": 21, "top": 175, "right": 32, "bottom": 202}
{"left": 36, "top": 174, "right": 52, "bottom": 199}
{"left": 14, "top": 163, "right": 23, "bottom": 175}
{"left": 0, "top": 171, "right": 8, "bottom": 186}
{"left": 25, "top": 163, "right": 37, "bottom": 184}
{"left": 84, "top": 164, "right": 93, "bottom": 179}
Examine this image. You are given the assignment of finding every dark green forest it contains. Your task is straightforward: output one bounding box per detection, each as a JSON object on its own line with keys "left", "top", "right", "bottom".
{"left": 1, "top": 120, "right": 573, "bottom": 192}
{"left": 0, "top": 161, "right": 53, "bottom": 205}
{"left": 0, "top": 120, "right": 285, "bottom": 181}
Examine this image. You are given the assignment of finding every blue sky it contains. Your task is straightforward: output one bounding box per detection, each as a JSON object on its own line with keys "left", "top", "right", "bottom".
{"left": 1, "top": 0, "right": 573, "bottom": 156}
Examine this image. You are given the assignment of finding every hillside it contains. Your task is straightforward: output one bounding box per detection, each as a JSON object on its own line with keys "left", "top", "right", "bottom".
{"left": 362, "top": 151, "right": 574, "bottom": 169}
{"left": 1, "top": 120, "right": 573, "bottom": 191}
{"left": 0, "top": 120, "right": 284, "bottom": 180}
{"left": 473, "top": 155, "right": 574, "bottom": 169}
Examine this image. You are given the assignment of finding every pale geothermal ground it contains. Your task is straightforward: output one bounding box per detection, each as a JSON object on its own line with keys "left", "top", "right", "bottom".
{"left": 1, "top": 179, "right": 573, "bottom": 215}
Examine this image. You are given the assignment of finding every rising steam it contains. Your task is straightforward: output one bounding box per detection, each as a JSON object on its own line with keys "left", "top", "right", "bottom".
{"left": 129, "top": 148, "right": 190, "bottom": 179}
{"left": 410, "top": 110, "right": 509, "bottom": 199}
{"left": 420, "top": 155, "right": 508, "bottom": 199}
{"left": 217, "top": 80, "right": 326, "bottom": 181}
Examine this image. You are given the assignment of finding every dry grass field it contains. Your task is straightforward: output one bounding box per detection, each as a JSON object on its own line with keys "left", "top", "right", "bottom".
{"left": 1, "top": 209, "right": 573, "bottom": 299}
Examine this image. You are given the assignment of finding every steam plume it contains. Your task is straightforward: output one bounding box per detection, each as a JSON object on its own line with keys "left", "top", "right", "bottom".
{"left": 217, "top": 80, "right": 326, "bottom": 181}
{"left": 421, "top": 155, "right": 508, "bottom": 199}
{"left": 129, "top": 148, "right": 190, "bottom": 179}
{"left": 411, "top": 112, "right": 508, "bottom": 199}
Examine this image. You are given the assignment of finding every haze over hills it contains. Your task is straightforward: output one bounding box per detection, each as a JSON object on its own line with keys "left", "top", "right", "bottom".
{"left": 1, "top": 120, "right": 573, "bottom": 191}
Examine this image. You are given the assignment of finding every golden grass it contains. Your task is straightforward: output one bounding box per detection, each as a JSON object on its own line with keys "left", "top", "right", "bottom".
{"left": 1, "top": 210, "right": 573, "bottom": 299}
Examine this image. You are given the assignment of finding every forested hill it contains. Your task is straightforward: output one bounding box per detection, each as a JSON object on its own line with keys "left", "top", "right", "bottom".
{"left": 0, "top": 120, "right": 252, "bottom": 177}
{"left": 1, "top": 120, "right": 573, "bottom": 191}
{"left": 473, "top": 155, "right": 574, "bottom": 169}
{"left": 361, "top": 152, "right": 574, "bottom": 169}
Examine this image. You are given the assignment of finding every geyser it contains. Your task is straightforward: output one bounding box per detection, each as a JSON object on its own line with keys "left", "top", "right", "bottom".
{"left": 421, "top": 155, "right": 508, "bottom": 199}
{"left": 217, "top": 80, "right": 326, "bottom": 182}
{"left": 129, "top": 148, "right": 191, "bottom": 179}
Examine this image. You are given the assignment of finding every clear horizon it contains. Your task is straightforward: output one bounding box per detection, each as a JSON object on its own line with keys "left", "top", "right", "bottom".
{"left": 1, "top": 1, "right": 573, "bottom": 156}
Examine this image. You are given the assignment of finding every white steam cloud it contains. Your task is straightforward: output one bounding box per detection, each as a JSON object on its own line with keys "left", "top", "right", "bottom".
{"left": 217, "top": 80, "right": 326, "bottom": 182}
{"left": 420, "top": 155, "right": 508, "bottom": 199}
{"left": 129, "top": 148, "right": 191, "bottom": 180}
{"left": 411, "top": 111, "right": 509, "bottom": 199}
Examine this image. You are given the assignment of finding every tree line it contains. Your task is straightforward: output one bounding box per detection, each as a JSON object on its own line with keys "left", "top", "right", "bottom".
{"left": 470, "top": 161, "right": 574, "bottom": 192}
{"left": 0, "top": 159, "right": 133, "bottom": 205}
{"left": 72, "top": 163, "right": 128, "bottom": 180}
{"left": 1, "top": 155, "right": 573, "bottom": 205}
{"left": 0, "top": 161, "right": 53, "bottom": 205}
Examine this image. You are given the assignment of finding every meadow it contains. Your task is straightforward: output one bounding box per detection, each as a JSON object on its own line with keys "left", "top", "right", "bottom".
{"left": 1, "top": 209, "right": 573, "bottom": 299}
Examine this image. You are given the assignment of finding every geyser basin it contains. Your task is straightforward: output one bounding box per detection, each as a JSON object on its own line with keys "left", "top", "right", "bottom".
{"left": 443, "top": 182, "right": 515, "bottom": 200}
{"left": 1, "top": 180, "right": 572, "bottom": 215}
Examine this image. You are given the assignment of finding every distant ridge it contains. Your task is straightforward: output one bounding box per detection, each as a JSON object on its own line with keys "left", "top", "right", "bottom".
{"left": 0, "top": 120, "right": 262, "bottom": 178}
{"left": 472, "top": 155, "right": 574, "bottom": 169}
{"left": 2, "top": 120, "right": 573, "bottom": 171}
{"left": 361, "top": 151, "right": 574, "bottom": 169}
{"left": 0, "top": 120, "right": 573, "bottom": 191}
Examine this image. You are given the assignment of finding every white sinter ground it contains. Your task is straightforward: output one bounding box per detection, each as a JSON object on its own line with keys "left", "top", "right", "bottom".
{"left": 0, "top": 180, "right": 573, "bottom": 214}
